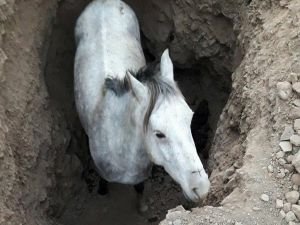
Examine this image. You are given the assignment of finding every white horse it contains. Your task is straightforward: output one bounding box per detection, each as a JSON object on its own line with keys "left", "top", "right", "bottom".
{"left": 74, "top": 0, "right": 210, "bottom": 204}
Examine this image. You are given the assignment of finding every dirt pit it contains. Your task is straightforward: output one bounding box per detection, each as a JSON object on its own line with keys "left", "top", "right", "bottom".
{"left": 2, "top": 0, "right": 300, "bottom": 224}
{"left": 43, "top": 0, "right": 236, "bottom": 224}
{"left": 3, "top": 0, "right": 274, "bottom": 224}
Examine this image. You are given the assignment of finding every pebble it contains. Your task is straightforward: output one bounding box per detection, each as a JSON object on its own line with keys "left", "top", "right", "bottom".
{"left": 292, "top": 204, "right": 300, "bottom": 220}
{"left": 260, "top": 194, "right": 270, "bottom": 202}
{"left": 276, "top": 199, "right": 284, "bottom": 209}
{"left": 291, "top": 135, "right": 300, "bottom": 146}
{"left": 277, "top": 171, "right": 286, "bottom": 178}
{"left": 285, "top": 203, "right": 292, "bottom": 212}
{"left": 293, "top": 185, "right": 299, "bottom": 190}
{"left": 252, "top": 207, "right": 261, "bottom": 211}
{"left": 282, "top": 126, "right": 295, "bottom": 141}
{"left": 294, "top": 100, "right": 300, "bottom": 107}
{"left": 277, "top": 81, "right": 292, "bottom": 100}
{"left": 292, "top": 174, "right": 300, "bottom": 186}
{"left": 295, "top": 119, "right": 300, "bottom": 131}
{"left": 288, "top": 155, "right": 296, "bottom": 163}
{"left": 295, "top": 146, "right": 300, "bottom": 152}
{"left": 280, "top": 210, "right": 286, "bottom": 218}
{"left": 279, "top": 158, "right": 287, "bottom": 165}
{"left": 280, "top": 141, "right": 293, "bottom": 152}
{"left": 289, "top": 222, "right": 300, "bottom": 225}
{"left": 293, "top": 82, "right": 300, "bottom": 94}
{"left": 292, "top": 152, "right": 300, "bottom": 173}
{"left": 173, "top": 219, "right": 182, "bottom": 225}
{"left": 286, "top": 211, "right": 297, "bottom": 222}
{"left": 276, "top": 151, "right": 285, "bottom": 159}
{"left": 289, "top": 73, "right": 298, "bottom": 84}
{"left": 290, "top": 108, "right": 300, "bottom": 120}
{"left": 224, "top": 167, "right": 235, "bottom": 180}
{"left": 284, "top": 164, "right": 295, "bottom": 172}
{"left": 267, "top": 165, "right": 274, "bottom": 173}
{"left": 286, "top": 191, "right": 300, "bottom": 204}
{"left": 233, "top": 161, "right": 243, "bottom": 169}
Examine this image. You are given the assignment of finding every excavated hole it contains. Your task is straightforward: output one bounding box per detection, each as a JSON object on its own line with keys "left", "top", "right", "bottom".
{"left": 45, "top": 0, "right": 235, "bottom": 224}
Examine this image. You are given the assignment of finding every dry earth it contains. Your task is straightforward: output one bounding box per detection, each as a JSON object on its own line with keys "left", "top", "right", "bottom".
{"left": 1, "top": 0, "right": 300, "bottom": 225}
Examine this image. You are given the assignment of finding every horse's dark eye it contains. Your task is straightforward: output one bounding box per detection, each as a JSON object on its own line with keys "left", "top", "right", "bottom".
{"left": 155, "top": 132, "right": 166, "bottom": 139}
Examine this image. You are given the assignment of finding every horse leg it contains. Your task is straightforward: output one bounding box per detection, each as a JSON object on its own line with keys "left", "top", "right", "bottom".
{"left": 98, "top": 177, "right": 108, "bottom": 195}
{"left": 81, "top": 157, "right": 97, "bottom": 193}
{"left": 134, "top": 182, "right": 148, "bottom": 213}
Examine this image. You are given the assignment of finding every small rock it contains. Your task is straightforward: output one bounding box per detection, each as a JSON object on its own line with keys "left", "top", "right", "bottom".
{"left": 277, "top": 81, "right": 292, "bottom": 100}
{"left": 173, "top": 219, "right": 182, "bottom": 225}
{"left": 291, "top": 135, "right": 300, "bottom": 147}
{"left": 284, "top": 164, "right": 295, "bottom": 172}
{"left": 295, "top": 146, "right": 300, "bottom": 152}
{"left": 290, "top": 108, "right": 300, "bottom": 120}
{"left": 288, "top": 155, "right": 296, "bottom": 163}
{"left": 293, "top": 99, "right": 300, "bottom": 107}
{"left": 292, "top": 204, "right": 300, "bottom": 220}
{"left": 295, "top": 119, "right": 300, "bottom": 131}
{"left": 292, "top": 152, "right": 300, "bottom": 173}
{"left": 293, "top": 185, "right": 299, "bottom": 190}
{"left": 277, "top": 151, "right": 285, "bottom": 159}
{"left": 289, "top": 73, "right": 298, "bottom": 84}
{"left": 260, "top": 194, "right": 270, "bottom": 202}
{"left": 279, "top": 158, "right": 287, "bottom": 165}
{"left": 280, "top": 141, "right": 293, "bottom": 152}
{"left": 277, "top": 171, "right": 286, "bottom": 178}
{"left": 267, "top": 165, "right": 274, "bottom": 173}
{"left": 284, "top": 203, "right": 292, "bottom": 212}
{"left": 289, "top": 221, "right": 300, "bottom": 225}
{"left": 294, "top": 97, "right": 300, "bottom": 108}
{"left": 280, "top": 210, "right": 286, "bottom": 218}
{"left": 252, "top": 207, "right": 261, "bottom": 211}
{"left": 286, "top": 211, "right": 297, "bottom": 222}
{"left": 292, "top": 174, "right": 300, "bottom": 186}
{"left": 286, "top": 191, "right": 300, "bottom": 204}
{"left": 233, "top": 161, "right": 243, "bottom": 169}
{"left": 223, "top": 167, "right": 235, "bottom": 180}
{"left": 282, "top": 126, "right": 295, "bottom": 141}
{"left": 293, "top": 82, "right": 300, "bottom": 94}
{"left": 276, "top": 199, "right": 284, "bottom": 209}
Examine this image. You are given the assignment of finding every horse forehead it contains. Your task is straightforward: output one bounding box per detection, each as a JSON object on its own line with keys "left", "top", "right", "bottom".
{"left": 153, "top": 97, "right": 193, "bottom": 121}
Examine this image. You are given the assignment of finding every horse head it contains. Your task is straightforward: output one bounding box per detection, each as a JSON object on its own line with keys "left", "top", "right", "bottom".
{"left": 127, "top": 49, "right": 210, "bottom": 202}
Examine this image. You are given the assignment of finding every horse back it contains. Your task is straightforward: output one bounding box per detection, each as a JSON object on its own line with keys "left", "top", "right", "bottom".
{"left": 74, "top": 0, "right": 146, "bottom": 132}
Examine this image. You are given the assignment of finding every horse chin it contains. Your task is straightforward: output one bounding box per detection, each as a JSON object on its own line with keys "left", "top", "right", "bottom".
{"left": 182, "top": 189, "right": 200, "bottom": 203}
{"left": 182, "top": 184, "right": 210, "bottom": 203}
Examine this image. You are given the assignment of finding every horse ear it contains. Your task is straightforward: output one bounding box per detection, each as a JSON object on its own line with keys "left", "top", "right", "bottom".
{"left": 160, "top": 49, "right": 174, "bottom": 81}
{"left": 126, "top": 71, "right": 147, "bottom": 101}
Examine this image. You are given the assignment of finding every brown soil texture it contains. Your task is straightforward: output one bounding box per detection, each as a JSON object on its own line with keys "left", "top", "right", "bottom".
{"left": 1, "top": 0, "right": 300, "bottom": 225}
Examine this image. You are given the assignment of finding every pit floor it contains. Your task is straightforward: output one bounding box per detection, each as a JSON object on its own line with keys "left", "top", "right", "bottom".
{"left": 59, "top": 167, "right": 195, "bottom": 225}
{"left": 61, "top": 184, "right": 146, "bottom": 225}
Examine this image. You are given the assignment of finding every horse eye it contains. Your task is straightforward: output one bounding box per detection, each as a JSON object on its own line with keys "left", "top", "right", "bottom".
{"left": 155, "top": 132, "right": 166, "bottom": 139}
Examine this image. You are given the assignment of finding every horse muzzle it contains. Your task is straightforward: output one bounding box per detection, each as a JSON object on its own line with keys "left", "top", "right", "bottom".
{"left": 182, "top": 171, "right": 210, "bottom": 202}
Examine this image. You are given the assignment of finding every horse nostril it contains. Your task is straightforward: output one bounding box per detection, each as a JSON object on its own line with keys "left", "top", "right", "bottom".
{"left": 192, "top": 188, "right": 200, "bottom": 199}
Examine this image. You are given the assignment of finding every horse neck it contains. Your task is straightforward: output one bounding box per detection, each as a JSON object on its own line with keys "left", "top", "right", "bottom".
{"left": 101, "top": 92, "right": 148, "bottom": 148}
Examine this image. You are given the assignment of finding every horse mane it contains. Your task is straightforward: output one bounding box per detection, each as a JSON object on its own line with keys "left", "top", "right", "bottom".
{"left": 105, "top": 61, "right": 179, "bottom": 131}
